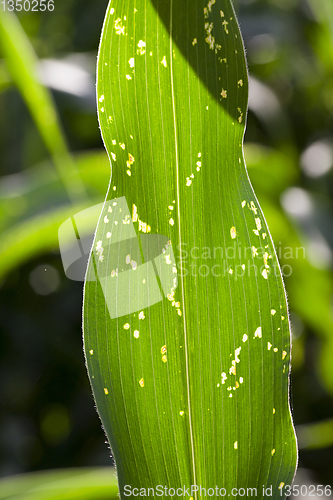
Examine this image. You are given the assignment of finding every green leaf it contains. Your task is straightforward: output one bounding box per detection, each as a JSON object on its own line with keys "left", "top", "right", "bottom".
{"left": 83, "top": 1, "right": 298, "bottom": 498}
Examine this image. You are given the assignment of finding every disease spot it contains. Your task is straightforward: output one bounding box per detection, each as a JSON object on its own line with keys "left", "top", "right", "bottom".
{"left": 104, "top": 215, "right": 109, "bottom": 224}
{"left": 252, "top": 246, "right": 258, "bottom": 257}
{"left": 254, "top": 327, "right": 262, "bottom": 338}
{"left": 127, "top": 170, "right": 131, "bottom": 176}
{"left": 273, "top": 408, "right": 276, "bottom": 414}
{"left": 273, "top": 347, "right": 278, "bottom": 353}
{"left": 132, "top": 204, "right": 138, "bottom": 222}
{"left": 161, "top": 56, "right": 167, "bottom": 67}
{"left": 230, "top": 226, "right": 237, "bottom": 239}
{"left": 255, "top": 218, "right": 262, "bottom": 231}
{"left": 123, "top": 323, "right": 130, "bottom": 330}
{"left": 186, "top": 177, "right": 192, "bottom": 187}
{"left": 268, "top": 342, "right": 272, "bottom": 350}
{"left": 139, "top": 311, "right": 145, "bottom": 320}
{"left": 169, "top": 218, "right": 175, "bottom": 226}
{"left": 221, "top": 89, "right": 227, "bottom": 99}
{"left": 137, "top": 40, "right": 146, "bottom": 55}
{"left": 110, "top": 8, "right": 114, "bottom": 14}
{"left": 250, "top": 201, "right": 258, "bottom": 214}
{"left": 179, "top": 411, "right": 184, "bottom": 416}
{"left": 234, "top": 441, "right": 238, "bottom": 449}
{"left": 241, "top": 264, "right": 246, "bottom": 270}
{"left": 126, "top": 75, "right": 132, "bottom": 80}
{"left": 220, "top": 10, "right": 224, "bottom": 17}
{"left": 221, "top": 372, "right": 227, "bottom": 384}
{"left": 149, "top": 51, "right": 153, "bottom": 56}
{"left": 125, "top": 254, "right": 131, "bottom": 265}
{"left": 99, "top": 95, "right": 105, "bottom": 103}
{"left": 161, "top": 345, "right": 167, "bottom": 355}
{"left": 177, "top": 309, "right": 182, "bottom": 316}
{"left": 238, "top": 107, "right": 244, "bottom": 123}
{"left": 89, "top": 349, "right": 94, "bottom": 355}
{"left": 239, "top": 377, "right": 243, "bottom": 384}
{"left": 104, "top": 388, "right": 109, "bottom": 395}
{"left": 271, "top": 449, "right": 276, "bottom": 456}
{"left": 238, "top": 79, "right": 243, "bottom": 87}
{"left": 241, "top": 200, "right": 246, "bottom": 208}
{"left": 242, "top": 334, "right": 248, "bottom": 342}
{"left": 120, "top": 143, "right": 125, "bottom": 150}
{"left": 100, "top": 107, "right": 105, "bottom": 113}
{"left": 281, "top": 315, "right": 285, "bottom": 320}
{"left": 192, "top": 38, "right": 197, "bottom": 46}
{"left": 162, "top": 355, "right": 167, "bottom": 363}
{"left": 114, "top": 18, "right": 125, "bottom": 35}
{"left": 262, "top": 269, "right": 268, "bottom": 279}
{"left": 271, "top": 309, "right": 276, "bottom": 316}
{"left": 262, "top": 233, "right": 267, "bottom": 239}
{"left": 128, "top": 58, "right": 135, "bottom": 68}
{"left": 279, "top": 483, "right": 285, "bottom": 490}
{"left": 222, "top": 20, "right": 229, "bottom": 34}
{"left": 282, "top": 351, "right": 287, "bottom": 360}
{"left": 229, "top": 269, "right": 233, "bottom": 275}
{"left": 139, "top": 378, "right": 144, "bottom": 387}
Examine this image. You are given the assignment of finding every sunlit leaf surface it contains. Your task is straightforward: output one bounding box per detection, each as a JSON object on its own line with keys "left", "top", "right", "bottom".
{"left": 83, "top": 1, "right": 298, "bottom": 498}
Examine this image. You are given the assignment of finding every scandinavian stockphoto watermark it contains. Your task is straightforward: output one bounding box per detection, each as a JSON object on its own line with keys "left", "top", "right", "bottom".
{"left": 1, "top": 0, "right": 55, "bottom": 11}
{"left": 175, "top": 242, "right": 305, "bottom": 279}
{"left": 122, "top": 484, "right": 332, "bottom": 497}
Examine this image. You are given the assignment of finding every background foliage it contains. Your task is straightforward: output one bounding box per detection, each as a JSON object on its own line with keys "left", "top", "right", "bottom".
{"left": 0, "top": 0, "right": 333, "bottom": 490}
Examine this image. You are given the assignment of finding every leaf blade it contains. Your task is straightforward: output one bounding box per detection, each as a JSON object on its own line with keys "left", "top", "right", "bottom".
{"left": 83, "top": 1, "right": 298, "bottom": 498}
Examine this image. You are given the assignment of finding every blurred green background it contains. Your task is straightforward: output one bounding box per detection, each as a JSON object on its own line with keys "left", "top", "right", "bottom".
{"left": 0, "top": 0, "right": 333, "bottom": 494}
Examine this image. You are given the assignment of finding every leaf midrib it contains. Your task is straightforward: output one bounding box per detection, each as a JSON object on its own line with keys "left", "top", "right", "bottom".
{"left": 169, "top": 0, "right": 197, "bottom": 495}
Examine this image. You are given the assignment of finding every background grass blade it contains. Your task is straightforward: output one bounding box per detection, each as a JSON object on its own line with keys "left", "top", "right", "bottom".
{"left": 83, "top": 0, "right": 298, "bottom": 497}
{"left": 0, "top": 467, "right": 118, "bottom": 500}
{"left": 0, "top": 11, "right": 86, "bottom": 202}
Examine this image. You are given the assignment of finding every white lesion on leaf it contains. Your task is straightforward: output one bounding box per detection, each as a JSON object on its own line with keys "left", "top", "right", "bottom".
{"left": 137, "top": 40, "right": 146, "bottom": 55}
{"left": 114, "top": 18, "right": 126, "bottom": 35}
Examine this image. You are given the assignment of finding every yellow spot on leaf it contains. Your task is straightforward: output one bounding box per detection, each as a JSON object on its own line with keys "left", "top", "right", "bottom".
{"left": 271, "top": 309, "right": 276, "bottom": 316}
{"left": 254, "top": 327, "right": 262, "bottom": 338}
{"left": 282, "top": 351, "right": 287, "bottom": 360}
{"left": 123, "top": 323, "right": 130, "bottom": 330}
{"left": 134, "top": 330, "right": 139, "bottom": 339}
{"left": 104, "top": 388, "right": 109, "bottom": 395}
{"left": 139, "top": 378, "right": 144, "bottom": 387}
{"left": 161, "top": 56, "right": 167, "bottom": 67}
{"left": 221, "top": 89, "right": 227, "bottom": 98}
{"left": 234, "top": 441, "right": 238, "bottom": 449}
{"left": 230, "top": 226, "right": 237, "bottom": 239}
{"left": 137, "top": 40, "right": 146, "bottom": 55}
{"left": 89, "top": 350, "right": 93, "bottom": 355}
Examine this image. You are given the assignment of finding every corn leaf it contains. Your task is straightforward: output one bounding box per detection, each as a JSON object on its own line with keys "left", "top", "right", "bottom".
{"left": 83, "top": 0, "right": 298, "bottom": 498}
